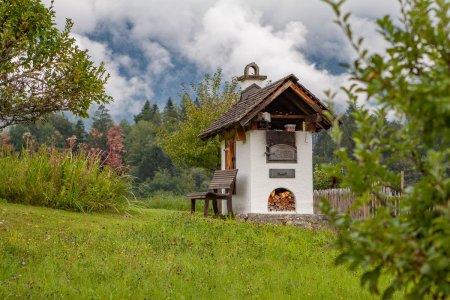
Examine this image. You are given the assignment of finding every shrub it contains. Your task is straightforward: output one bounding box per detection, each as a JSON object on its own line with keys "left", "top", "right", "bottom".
{"left": 0, "top": 148, "right": 131, "bottom": 213}
{"left": 313, "top": 165, "right": 334, "bottom": 190}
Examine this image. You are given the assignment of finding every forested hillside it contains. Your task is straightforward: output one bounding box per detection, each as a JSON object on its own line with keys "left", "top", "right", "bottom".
{"left": 0, "top": 93, "right": 419, "bottom": 196}
{"left": 0, "top": 71, "right": 241, "bottom": 198}
{"left": 313, "top": 106, "right": 420, "bottom": 190}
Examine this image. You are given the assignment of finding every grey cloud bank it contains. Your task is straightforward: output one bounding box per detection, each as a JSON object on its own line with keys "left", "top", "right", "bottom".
{"left": 43, "top": 0, "right": 399, "bottom": 121}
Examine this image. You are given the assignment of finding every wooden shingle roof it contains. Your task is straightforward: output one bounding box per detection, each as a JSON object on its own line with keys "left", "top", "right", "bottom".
{"left": 199, "top": 74, "right": 333, "bottom": 140}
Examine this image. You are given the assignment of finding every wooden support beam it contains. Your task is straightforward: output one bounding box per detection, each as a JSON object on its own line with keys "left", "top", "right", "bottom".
{"left": 235, "top": 126, "right": 246, "bottom": 142}
{"left": 284, "top": 88, "right": 313, "bottom": 114}
{"left": 270, "top": 114, "right": 308, "bottom": 119}
{"left": 290, "top": 83, "right": 322, "bottom": 113}
{"left": 315, "top": 120, "right": 326, "bottom": 130}
{"left": 290, "top": 84, "right": 334, "bottom": 127}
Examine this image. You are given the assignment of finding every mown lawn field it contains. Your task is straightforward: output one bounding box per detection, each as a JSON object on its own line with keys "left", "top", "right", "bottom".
{"left": 0, "top": 202, "right": 391, "bottom": 299}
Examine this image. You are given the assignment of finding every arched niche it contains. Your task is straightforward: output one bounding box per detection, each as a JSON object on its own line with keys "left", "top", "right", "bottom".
{"left": 268, "top": 187, "right": 295, "bottom": 211}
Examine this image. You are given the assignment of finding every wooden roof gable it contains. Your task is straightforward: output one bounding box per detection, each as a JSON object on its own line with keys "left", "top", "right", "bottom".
{"left": 199, "top": 74, "right": 334, "bottom": 140}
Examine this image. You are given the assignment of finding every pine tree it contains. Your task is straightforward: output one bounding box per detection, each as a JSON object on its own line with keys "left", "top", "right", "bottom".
{"left": 134, "top": 100, "right": 161, "bottom": 126}
{"left": 313, "top": 130, "right": 337, "bottom": 165}
{"left": 74, "top": 120, "right": 87, "bottom": 144}
{"left": 151, "top": 104, "right": 161, "bottom": 126}
{"left": 313, "top": 106, "right": 356, "bottom": 166}
{"left": 125, "top": 120, "right": 174, "bottom": 182}
{"left": 162, "top": 98, "right": 179, "bottom": 132}
{"left": 134, "top": 100, "right": 153, "bottom": 123}
{"left": 163, "top": 98, "right": 178, "bottom": 119}
{"left": 90, "top": 105, "right": 114, "bottom": 149}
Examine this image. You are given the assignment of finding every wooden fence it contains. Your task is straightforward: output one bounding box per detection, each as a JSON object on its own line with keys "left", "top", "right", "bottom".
{"left": 313, "top": 187, "right": 401, "bottom": 218}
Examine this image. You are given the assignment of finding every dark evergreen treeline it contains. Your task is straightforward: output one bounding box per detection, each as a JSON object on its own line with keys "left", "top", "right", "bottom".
{"left": 0, "top": 99, "right": 419, "bottom": 194}
{"left": 313, "top": 106, "right": 420, "bottom": 190}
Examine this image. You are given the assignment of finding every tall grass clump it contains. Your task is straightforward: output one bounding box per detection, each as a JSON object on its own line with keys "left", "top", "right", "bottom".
{"left": 0, "top": 148, "right": 131, "bottom": 212}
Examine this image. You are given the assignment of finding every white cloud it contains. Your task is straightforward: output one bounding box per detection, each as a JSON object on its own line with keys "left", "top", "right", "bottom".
{"left": 73, "top": 35, "right": 153, "bottom": 120}
{"left": 246, "top": 0, "right": 398, "bottom": 61}
{"left": 43, "top": 0, "right": 400, "bottom": 119}
{"left": 140, "top": 40, "right": 174, "bottom": 75}
{"left": 182, "top": 1, "right": 348, "bottom": 109}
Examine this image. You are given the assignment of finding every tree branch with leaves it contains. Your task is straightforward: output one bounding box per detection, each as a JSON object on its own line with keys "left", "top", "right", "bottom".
{"left": 0, "top": 0, "right": 111, "bottom": 129}
{"left": 323, "top": 0, "right": 449, "bottom": 298}
{"left": 161, "top": 70, "right": 239, "bottom": 171}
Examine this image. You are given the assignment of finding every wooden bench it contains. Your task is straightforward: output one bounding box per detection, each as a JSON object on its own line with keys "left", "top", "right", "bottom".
{"left": 186, "top": 169, "right": 238, "bottom": 217}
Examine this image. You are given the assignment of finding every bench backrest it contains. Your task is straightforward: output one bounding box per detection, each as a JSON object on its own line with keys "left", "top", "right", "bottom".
{"left": 208, "top": 169, "right": 238, "bottom": 191}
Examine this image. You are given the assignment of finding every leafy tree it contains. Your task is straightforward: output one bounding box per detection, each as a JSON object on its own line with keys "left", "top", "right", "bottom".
{"left": 118, "top": 119, "right": 132, "bottom": 149}
{"left": 188, "top": 167, "right": 210, "bottom": 191}
{"left": 119, "top": 119, "right": 132, "bottom": 136}
{"left": 163, "top": 98, "right": 178, "bottom": 119}
{"left": 125, "top": 120, "right": 174, "bottom": 182}
{"left": 106, "top": 125, "right": 125, "bottom": 170}
{"left": 9, "top": 125, "right": 31, "bottom": 150}
{"left": 8, "top": 114, "right": 76, "bottom": 150}
{"left": 90, "top": 105, "right": 113, "bottom": 149}
{"left": 161, "top": 70, "right": 239, "bottom": 170}
{"left": 47, "top": 114, "right": 75, "bottom": 138}
{"left": 88, "top": 128, "right": 103, "bottom": 150}
{"left": 313, "top": 131, "right": 337, "bottom": 165}
{"left": 313, "top": 165, "right": 334, "bottom": 190}
{"left": 34, "top": 121, "right": 61, "bottom": 148}
{"left": 139, "top": 169, "right": 196, "bottom": 196}
{"left": 323, "top": 0, "right": 450, "bottom": 298}
{"left": 0, "top": 0, "right": 110, "bottom": 129}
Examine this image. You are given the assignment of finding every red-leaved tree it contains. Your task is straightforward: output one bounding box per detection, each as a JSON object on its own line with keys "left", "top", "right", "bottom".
{"left": 106, "top": 125, "right": 125, "bottom": 171}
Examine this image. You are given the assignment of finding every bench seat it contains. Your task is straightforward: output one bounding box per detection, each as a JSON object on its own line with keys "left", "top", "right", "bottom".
{"left": 186, "top": 192, "right": 229, "bottom": 199}
{"left": 185, "top": 169, "right": 238, "bottom": 217}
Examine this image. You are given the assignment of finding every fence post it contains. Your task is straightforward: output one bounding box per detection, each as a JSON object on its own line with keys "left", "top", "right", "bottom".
{"left": 400, "top": 170, "right": 404, "bottom": 193}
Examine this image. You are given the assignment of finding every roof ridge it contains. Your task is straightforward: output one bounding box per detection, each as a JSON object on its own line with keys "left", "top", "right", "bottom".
{"left": 240, "top": 74, "right": 296, "bottom": 102}
{"left": 198, "top": 73, "right": 331, "bottom": 140}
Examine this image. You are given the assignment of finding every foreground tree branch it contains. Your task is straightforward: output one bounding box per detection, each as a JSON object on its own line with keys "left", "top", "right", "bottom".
{"left": 0, "top": 0, "right": 111, "bottom": 129}
{"left": 323, "top": 0, "right": 450, "bottom": 298}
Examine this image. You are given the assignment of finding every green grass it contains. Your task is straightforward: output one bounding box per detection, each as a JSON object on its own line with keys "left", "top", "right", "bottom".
{"left": 0, "top": 149, "right": 131, "bottom": 213}
{"left": 138, "top": 193, "right": 195, "bottom": 211}
{"left": 0, "top": 202, "right": 391, "bottom": 299}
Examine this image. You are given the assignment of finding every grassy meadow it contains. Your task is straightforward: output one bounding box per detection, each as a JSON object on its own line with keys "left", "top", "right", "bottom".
{"left": 138, "top": 193, "right": 192, "bottom": 211}
{"left": 0, "top": 202, "right": 399, "bottom": 299}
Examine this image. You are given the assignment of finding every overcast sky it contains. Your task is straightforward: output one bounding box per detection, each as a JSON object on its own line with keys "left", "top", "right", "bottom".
{"left": 43, "top": 0, "right": 399, "bottom": 122}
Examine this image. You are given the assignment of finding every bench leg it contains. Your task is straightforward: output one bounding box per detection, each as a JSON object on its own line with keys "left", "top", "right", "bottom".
{"left": 203, "top": 199, "right": 209, "bottom": 217}
{"left": 190, "top": 199, "right": 196, "bottom": 214}
{"left": 226, "top": 196, "right": 233, "bottom": 216}
{"left": 212, "top": 199, "right": 219, "bottom": 215}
